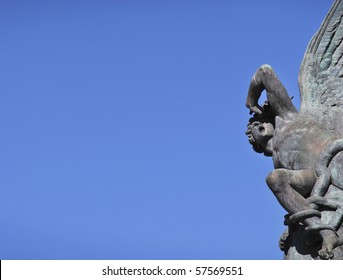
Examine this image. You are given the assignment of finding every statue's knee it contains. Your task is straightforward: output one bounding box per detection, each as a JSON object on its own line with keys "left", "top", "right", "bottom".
{"left": 266, "top": 170, "right": 278, "bottom": 188}
{"left": 266, "top": 169, "right": 288, "bottom": 194}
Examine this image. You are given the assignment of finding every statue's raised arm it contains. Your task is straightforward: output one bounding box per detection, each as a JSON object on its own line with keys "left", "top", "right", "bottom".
{"left": 245, "top": 0, "right": 343, "bottom": 260}
{"left": 246, "top": 64, "right": 298, "bottom": 120}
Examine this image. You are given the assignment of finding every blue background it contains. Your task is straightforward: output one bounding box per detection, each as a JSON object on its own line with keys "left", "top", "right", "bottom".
{"left": 0, "top": 0, "right": 333, "bottom": 259}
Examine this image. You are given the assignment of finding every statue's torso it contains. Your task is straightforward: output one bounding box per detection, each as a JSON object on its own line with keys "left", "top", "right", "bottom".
{"left": 272, "top": 116, "right": 336, "bottom": 170}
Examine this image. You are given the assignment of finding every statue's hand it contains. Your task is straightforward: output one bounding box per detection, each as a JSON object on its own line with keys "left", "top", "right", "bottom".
{"left": 248, "top": 105, "right": 263, "bottom": 115}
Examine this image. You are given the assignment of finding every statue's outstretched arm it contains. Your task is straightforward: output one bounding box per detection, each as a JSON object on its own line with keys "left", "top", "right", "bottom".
{"left": 246, "top": 65, "right": 298, "bottom": 119}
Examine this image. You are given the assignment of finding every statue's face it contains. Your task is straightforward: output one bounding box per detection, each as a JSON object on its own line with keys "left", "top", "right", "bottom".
{"left": 251, "top": 121, "right": 274, "bottom": 150}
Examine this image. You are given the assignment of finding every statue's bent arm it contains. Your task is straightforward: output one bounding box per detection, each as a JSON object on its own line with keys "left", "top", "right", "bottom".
{"left": 246, "top": 65, "right": 298, "bottom": 120}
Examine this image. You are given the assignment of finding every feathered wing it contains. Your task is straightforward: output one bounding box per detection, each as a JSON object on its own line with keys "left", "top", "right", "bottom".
{"left": 299, "top": 0, "right": 343, "bottom": 136}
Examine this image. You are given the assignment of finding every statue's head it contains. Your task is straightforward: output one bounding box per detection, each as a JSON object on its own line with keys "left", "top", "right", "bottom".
{"left": 246, "top": 101, "right": 275, "bottom": 157}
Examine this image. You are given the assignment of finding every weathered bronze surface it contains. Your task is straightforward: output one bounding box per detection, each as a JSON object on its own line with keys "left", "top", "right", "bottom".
{"left": 246, "top": 0, "right": 343, "bottom": 259}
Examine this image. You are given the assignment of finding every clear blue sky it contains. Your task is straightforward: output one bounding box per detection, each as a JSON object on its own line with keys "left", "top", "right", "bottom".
{"left": 0, "top": 0, "right": 333, "bottom": 259}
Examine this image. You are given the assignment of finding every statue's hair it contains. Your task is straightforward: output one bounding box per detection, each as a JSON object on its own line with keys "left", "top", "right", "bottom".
{"left": 246, "top": 101, "right": 275, "bottom": 154}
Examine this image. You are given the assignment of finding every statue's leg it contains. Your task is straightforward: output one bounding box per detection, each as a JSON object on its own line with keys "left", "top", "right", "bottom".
{"left": 266, "top": 168, "right": 342, "bottom": 259}
{"left": 266, "top": 169, "right": 317, "bottom": 214}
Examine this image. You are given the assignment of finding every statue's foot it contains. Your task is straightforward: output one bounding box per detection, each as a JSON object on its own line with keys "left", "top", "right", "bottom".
{"left": 318, "top": 248, "right": 334, "bottom": 260}
{"left": 318, "top": 229, "right": 340, "bottom": 260}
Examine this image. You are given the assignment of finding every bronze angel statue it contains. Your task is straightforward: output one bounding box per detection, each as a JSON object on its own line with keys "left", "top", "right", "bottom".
{"left": 246, "top": 0, "right": 343, "bottom": 259}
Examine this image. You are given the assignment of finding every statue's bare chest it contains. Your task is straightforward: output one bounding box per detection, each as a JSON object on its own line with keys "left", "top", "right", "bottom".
{"left": 272, "top": 118, "right": 334, "bottom": 170}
